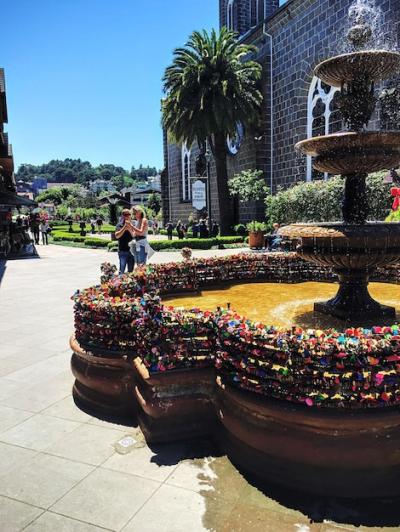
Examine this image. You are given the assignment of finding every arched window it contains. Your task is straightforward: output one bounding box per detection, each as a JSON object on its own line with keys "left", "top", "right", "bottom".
{"left": 306, "top": 76, "right": 341, "bottom": 181}
{"left": 181, "top": 143, "right": 191, "bottom": 201}
{"left": 249, "top": 0, "right": 262, "bottom": 26}
{"left": 227, "top": 0, "right": 235, "bottom": 30}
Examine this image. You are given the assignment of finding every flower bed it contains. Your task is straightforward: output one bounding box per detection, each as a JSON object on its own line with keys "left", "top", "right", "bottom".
{"left": 72, "top": 253, "right": 400, "bottom": 409}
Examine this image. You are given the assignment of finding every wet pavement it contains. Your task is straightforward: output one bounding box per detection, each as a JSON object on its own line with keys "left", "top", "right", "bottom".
{"left": 0, "top": 245, "right": 399, "bottom": 531}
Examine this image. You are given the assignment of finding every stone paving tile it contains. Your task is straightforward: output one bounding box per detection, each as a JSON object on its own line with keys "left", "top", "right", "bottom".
{"left": 25, "top": 511, "right": 111, "bottom": 531}
{"left": 52, "top": 467, "right": 160, "bottom": 531}
{"left": 0, "top": 372, "right": 73, "bottom": 412}
{"left": 101, "top": 440, "right": 179, "bottom": 483}
{"left": 122, "top": 483, "right": 235, "bottom": 532}
{"left": 46, "top": 423, "right": 124, "bottom": 466}
{"left": 4, "top": 353, "right": 68, "bottom": 385}
{"left": 0, "top": 496, "right": 43, "bottom": 532}
{"left": 86, "top": 416, "right": 136, "bottom": 433}
{"left": 0, "top": 413, "right": 80, "bottom": 451}
{"left": 0, "top": 377, "right": 23, "bottom": 401}
{"left": 0, "top": 453, "right": 94, "bottom": 509}
{"left": 42, "top": 396, "right": 93, "bottom": 423}
{"left": 0, "top": 404, "right": 33, "bottom": 433}
{"left": 0, "top": 441, "right": 37, "bottom": 477}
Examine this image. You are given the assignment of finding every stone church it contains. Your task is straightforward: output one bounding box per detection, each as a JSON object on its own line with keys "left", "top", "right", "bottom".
{"left": 161, "top": 0, "right": 400, "bottom": 225}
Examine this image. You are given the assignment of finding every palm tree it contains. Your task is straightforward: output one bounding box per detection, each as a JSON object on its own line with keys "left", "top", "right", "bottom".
{"left": 162, "top": 28, "right": 263, "bottom": 235}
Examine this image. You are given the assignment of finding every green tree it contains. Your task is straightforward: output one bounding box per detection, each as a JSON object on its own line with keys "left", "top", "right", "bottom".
{"left": 228, "top": 169, "right": 269, "bottom": 202}
{"left": 111, "top": 175, "right": 134, "bottom": 190}
{"left": 147, "top": 192, "right": 162, "bottom": 214}
{"left": 162, "top": 28, "right": 263, "bottom": 234}
{"left": 36, "top": 187, "right": 68, "bottom": 205}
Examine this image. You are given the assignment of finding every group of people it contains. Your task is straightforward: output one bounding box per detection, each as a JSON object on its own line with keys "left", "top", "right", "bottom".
{"left": 165, "top": 219, "right": 219, "bottom": 240}
{"left": 115, "top": 206, "right": 151, "bottom": 273}
{"left": 16, "top": 214, "right": 50, "bottom": 245}
{"left": 66, "top": 216, "right": 104, "bottom": 235}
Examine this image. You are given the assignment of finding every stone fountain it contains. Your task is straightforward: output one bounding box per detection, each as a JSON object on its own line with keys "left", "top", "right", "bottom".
{"left": 280, "top": 0, "right": 400, "bottom": 321}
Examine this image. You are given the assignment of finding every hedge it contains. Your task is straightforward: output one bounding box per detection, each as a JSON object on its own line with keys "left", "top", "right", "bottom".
{"left": 107, "top": 236, "right": 245, "bottom": 252}
{"left": 84, "top": 238, "right": 109, "bottom": 248}
{"left": 159, "top": 229, "right": 194, "bottom": 237}
{"left": 49, "top": 222, "right": 115, "bottom": 233}
{"left": 52, "top": 232, "right": 86, "bottom": 243}
{"left": 266, "top": 172, "right": 392, "bottom": 226}
{"left": 52, "top": 231, "right": 109, "bottom": 247}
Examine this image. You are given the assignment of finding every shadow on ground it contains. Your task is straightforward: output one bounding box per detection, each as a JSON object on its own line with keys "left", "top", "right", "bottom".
{"left": 0, "top": 260, "right": 6, "bottom": 286}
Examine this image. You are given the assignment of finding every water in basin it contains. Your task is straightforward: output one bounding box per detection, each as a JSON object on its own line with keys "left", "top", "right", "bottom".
{"left": 163, "top": 281, "right": 400, "bottom": 329}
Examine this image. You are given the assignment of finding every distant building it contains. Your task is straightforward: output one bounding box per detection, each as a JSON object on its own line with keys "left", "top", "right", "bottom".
{"left": 146, "top": 174, "right": 161, "bottom": 190}
{"left": 0, "top": 68, "right": 15, "bottom": 195}
{"left": 121, "top": 184, "right": 161, "bottom": 207}
{"left": 31, "top": 177, "right": 47, "bottom": 196}
{"left": 88, "top": 180, "right": 117, "bottom": 194}
{"left": 0, "top": 68, "right": 35, "bottom": 257}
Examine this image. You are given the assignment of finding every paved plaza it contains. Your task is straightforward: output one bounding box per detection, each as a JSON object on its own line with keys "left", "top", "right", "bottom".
{"left": 0, "top": 245, "right": 398, "bottom": 531}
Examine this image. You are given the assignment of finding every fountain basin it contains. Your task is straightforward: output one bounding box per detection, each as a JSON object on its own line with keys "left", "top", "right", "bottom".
{"left": 315, "top": 50, "right": 400, "bottom": 87}
{"left": 295, "top": 131, "right": 400, "bottom": 175}
{"left": 70, "top": 336, "right": 135, "bottom": 416}
{"left": 133, "top": 358, "right": 216, "bottom": 443}
{"left": 216, "top": 379, "right": 400, "bottom": 498}
{"left": 71, "top": 255, "right": 400, "bottom": 497}
{"left": 280, "top": 223, "right": 400, "bottom": 320}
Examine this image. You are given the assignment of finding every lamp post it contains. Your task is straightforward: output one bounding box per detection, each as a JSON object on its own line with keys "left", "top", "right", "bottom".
{"left": 205, "top": 140, "right": 212, "bottom": 233}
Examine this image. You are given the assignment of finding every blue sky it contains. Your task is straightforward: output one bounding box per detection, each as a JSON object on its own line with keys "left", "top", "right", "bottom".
{"left": 3, "top": 0, "right": 218, "bottom": 171}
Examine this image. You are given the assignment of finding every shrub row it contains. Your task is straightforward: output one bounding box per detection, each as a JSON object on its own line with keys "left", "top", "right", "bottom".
{"left": 52, "top": 231, "right": 109, "bottom": 247}
{"left": 49, "top": 222, "right": 115, "bottom": 233}
{"left": 107, "top": 236, "right": 245, "bottom": 252}
{"left": 266, "top": 172, "right": 392, "bottom": 225}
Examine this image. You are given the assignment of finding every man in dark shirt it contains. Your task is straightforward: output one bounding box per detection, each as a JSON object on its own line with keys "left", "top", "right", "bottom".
{"left": 115, "top": 209, "right": 135, "bottom": 274}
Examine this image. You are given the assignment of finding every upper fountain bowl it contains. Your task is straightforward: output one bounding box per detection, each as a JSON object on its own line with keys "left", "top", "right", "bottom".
{"left": 296, "top": 131, "right": 400, "bottom": 175}
{"left": 315, "top": 50, "right": 400, "bottom": 87}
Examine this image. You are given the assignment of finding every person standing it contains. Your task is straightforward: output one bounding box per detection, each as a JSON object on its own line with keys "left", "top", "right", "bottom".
{"left": 211, "top": 221, "right": 219, "bottom": 238}
{"left": 39, "top": 219, "right": 50, "bottom": 245}
{"left": 199, "top": 219, "right": 208, "bottom": 239}
{"left": 131, "top": 206, "right": 149, "bottom": 266}
{"left": 176, "top": 220, "right": 184, "bottom": 240}
{"left": 30, "top": 215, "right": 40, "bottom": 245}
{"left": 115, "top": 209, "right": 135, "bottom": 274}
{"left": 96, "top": 216, "right": 103, "bottom": 234}
{"left": 166, "top": 221, "right": 174, "bottom": 240}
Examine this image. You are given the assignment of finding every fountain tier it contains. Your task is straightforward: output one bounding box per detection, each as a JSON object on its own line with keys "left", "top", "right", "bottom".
{"left": 296, "top": 131, "right": 400, "bottom": 175}
{"left": 315, "top": 50, "right": 400, "bottom": 87}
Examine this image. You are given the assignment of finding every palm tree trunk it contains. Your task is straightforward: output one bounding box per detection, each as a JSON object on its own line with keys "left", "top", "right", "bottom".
{"left": 213, "top": 132, "right": 235, "bottom": 235}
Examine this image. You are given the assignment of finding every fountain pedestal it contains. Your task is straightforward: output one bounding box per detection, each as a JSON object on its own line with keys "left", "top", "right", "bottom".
{"left": 314, "top": 269, "right": 395, "bottom": 320}
{"left": 280, "top": 222, "right": 400, "bottom": 322}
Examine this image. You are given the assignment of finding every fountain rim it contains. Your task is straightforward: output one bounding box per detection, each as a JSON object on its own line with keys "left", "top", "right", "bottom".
{"left": 295, "top": 130, "right": 400, "bottom": 157}
{"left": 314, "top": 49, "right": 400, "bottom": 87}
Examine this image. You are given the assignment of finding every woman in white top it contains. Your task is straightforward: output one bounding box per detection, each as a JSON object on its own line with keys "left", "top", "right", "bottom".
{"left": 130, "top": 205, "right": 149, "bottom": 265}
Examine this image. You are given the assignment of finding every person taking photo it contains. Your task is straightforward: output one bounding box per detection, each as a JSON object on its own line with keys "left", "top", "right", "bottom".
{"left": 115, "top": 209, "right": 135, "bottom": 274}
